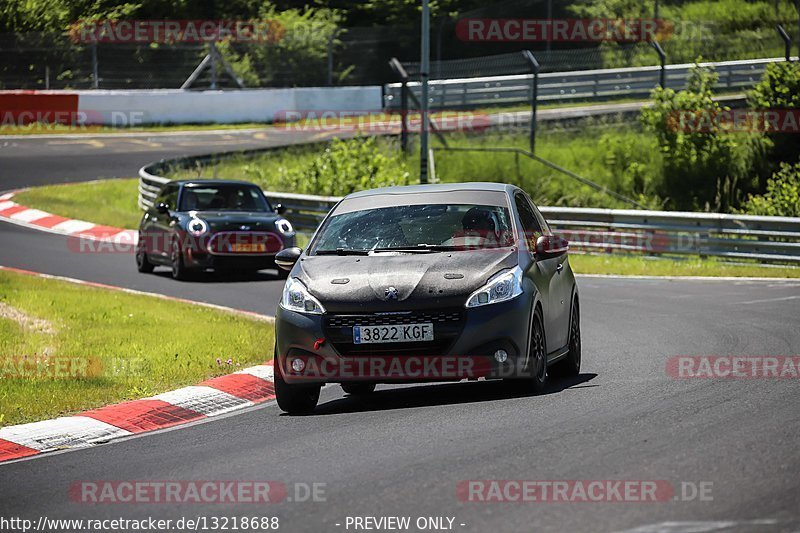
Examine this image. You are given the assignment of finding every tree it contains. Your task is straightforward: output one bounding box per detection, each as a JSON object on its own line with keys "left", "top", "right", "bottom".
{"left": 641, "top": 63, "right": 767, "bottom": 211}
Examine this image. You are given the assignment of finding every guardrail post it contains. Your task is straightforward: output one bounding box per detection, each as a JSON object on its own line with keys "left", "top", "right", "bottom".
{"left": 651, "top": 41, "right": 667, "bottom": 89}
{"left": 91, "top": 42, "right": 99, "bottom": 89}
{"left": 522, "top": 50, "right": 540, "bottom": 154}
{"left": 776, "top": 24, "right": 792, "bottom": 62}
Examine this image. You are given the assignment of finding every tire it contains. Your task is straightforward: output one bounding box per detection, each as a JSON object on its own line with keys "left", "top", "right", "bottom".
{"left": 341, "top": 383, "right": 376, "bottom": 396}
{"left": 550, "top": 299, "right": 581, "bottom": 378}
{"left": 170, "top": 240, "right": 190, "bottom": 281}
{"left": 527, "top": 309, "right": 548, "bottom": 392}
{"left": 135, "top": 244, "right": 154, "bottom": 273}
{"left": 275, "top": 361, "right": 321, "bottom": 414}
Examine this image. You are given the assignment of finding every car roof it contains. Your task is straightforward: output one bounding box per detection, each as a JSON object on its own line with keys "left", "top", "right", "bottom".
{"left": 170, "top": 179, "right": 259, "bottom": 187}
{"left": 344, "top": 182, "right": 520, "bottom": 199}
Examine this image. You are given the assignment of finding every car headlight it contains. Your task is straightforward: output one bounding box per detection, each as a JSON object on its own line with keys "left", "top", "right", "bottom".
{"left": 465, "top": 266, "right": 524, "bottom": 308}
{"left": 187, "top": 218, "right": 208, "bottom": 237}
{"left": 276, "top": 218, "right": 294, "bottom": 235}
{"left": 281, "top": 278, "right": 326, "bottom": 315}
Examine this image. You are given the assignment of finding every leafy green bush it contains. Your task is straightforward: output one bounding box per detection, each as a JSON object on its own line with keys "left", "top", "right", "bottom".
{"left": 218, "top": 3, "right": 343, "bottom": 87}
{"left": 243, "top": 137, "right": 411, "bottom": 195}
{"left": 747, "top": 61, "right": 800, "bottom": 171}
{"left": 740, "top": 161, "right": 800, "bottom": 217}
{"left": 641, "top": 63, "right": 767, "bottom": 211}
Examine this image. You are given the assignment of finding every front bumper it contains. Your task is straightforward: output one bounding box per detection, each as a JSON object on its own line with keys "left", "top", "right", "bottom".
{"left": 275, "top": 294, "right": 534, "bottom": 384}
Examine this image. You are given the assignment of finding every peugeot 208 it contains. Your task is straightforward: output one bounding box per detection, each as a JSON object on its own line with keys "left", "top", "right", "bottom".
{"left": 273, "top": 183, "right": 581, "bottom": 414}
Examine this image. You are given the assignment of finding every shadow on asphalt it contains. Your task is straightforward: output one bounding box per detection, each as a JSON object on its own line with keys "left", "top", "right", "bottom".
{"left": 291, "top": 373, "right": 598, "bottom": 416}
{"left": 151, "top": 268, "right": 286, "bottom": 283}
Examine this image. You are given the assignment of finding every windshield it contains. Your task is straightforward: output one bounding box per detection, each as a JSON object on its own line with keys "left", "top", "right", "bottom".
{"left": 180, "top": 185, "right": 271, "bottom": 212}
{"left": 312, "top": 203, "right": 515, "bottom": 253}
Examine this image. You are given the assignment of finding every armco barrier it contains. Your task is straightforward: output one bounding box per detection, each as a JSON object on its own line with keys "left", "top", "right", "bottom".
{"left": 140, "top": 166, "right": 800, "bottom": 264}
{"left": 384, "top": 57, "right": 795, "bottom": 110}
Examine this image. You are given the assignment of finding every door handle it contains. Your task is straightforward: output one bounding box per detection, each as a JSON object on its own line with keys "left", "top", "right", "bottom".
{"left": 556, "top": 263, "right": 564, "bottom": 274}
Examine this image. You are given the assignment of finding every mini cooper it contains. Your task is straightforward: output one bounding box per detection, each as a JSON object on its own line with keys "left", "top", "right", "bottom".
{"left": 273, "top": 182, "right": 581, "bottom": 414}
{"left": 136, "top": 180, "right": 296, "bottom": 280}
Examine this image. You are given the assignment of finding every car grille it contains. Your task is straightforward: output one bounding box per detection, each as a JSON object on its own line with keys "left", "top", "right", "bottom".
{"left": 323, "top": 310, "right": 465, "bottom": 356}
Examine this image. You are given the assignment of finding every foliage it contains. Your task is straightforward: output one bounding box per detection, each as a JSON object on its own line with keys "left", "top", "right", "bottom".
{"left": 641, "top": 63, "right": 767, "bottom": 211}
{"left": 747, "top": 61, "right": 800, "bottom": 171}
{"left": 740, "top": 161, "right": 800, "bottom": 217}
{"left": 218, "top": 4, "right": 344, "bottom": 87}
{"left": 242, "top": 137, "right": 411, "bottom": 196}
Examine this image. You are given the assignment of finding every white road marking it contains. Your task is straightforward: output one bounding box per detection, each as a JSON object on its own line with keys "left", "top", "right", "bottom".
{"left": 613, "top": 519, "right": 779, "bottom": 532}
{"left": 237, "top": 364, "right": 275, "bottom": 381}
{"left": 50, "top": 219, "right": 96, "bottom": 234}
{"left": 0, "top": 416, "right": 132, "bottom": 452}
{"left": 150, "top": 386, "right": 253, "bottom": 416}
{"left": 737, "top": 295, "right": 800, "bottom": 305}
{"left": 10, "top": 209, "right": 50, "bottom": 223}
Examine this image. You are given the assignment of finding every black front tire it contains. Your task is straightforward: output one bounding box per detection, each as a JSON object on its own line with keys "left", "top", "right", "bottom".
{"left": 275, "top": 363, "right": 321, "bottom": 414}
{"left": 136, "top": 245, "right": 155, "bottom": 273}
{"left": 171, "top": 241, "right": 191, "bottom": 281}
{"left": 550, "top": 300, "right": 581, "bottom": 378}
{"left": 341, "top": 383, "right": 376, "bottom": 396}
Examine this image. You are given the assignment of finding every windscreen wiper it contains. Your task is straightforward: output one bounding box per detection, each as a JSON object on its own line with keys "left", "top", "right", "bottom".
{"left": 372, "top": 244, "right": 461, "bottom": 253}
{"left": 315, "top": 248, "right": 370, "bottom": 256}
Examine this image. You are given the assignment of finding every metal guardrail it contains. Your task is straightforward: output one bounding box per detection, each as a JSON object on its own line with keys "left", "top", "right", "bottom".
{"left": 138, "top": 166, "right": 800, "bottom": 264}
{"left": 384, "top": 57, "right": 795, "bottom": 110}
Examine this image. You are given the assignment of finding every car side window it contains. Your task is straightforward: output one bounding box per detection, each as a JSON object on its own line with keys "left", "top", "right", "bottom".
{"left": 155, "top": 185, "right": 179, "bottom": 211}
{"left": 514, "top": 193, "right": 543, "bottom": 247}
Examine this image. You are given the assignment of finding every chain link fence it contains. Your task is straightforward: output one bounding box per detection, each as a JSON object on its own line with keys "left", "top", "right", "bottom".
{"left": 0, "top": 21, "right": 797, "bottom": 90}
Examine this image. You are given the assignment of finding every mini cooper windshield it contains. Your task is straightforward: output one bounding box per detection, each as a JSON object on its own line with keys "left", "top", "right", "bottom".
{"left": 180, "top": 184, "right": 271, "bottom": 212}
{"left": 312, "top": 203, "right": 516, "bottom": 254}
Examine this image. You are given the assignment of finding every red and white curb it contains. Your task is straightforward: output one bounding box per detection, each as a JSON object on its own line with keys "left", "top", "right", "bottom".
{"left": 0, "top": 190, "right": 137, "bottom": 245}
{"left": 0, "top": 265, "right": 277, "bottom": 464}
{"left": 0, "top": 363, "right": 275, "bottom": 464}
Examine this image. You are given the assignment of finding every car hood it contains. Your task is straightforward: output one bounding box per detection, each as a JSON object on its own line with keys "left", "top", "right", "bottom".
{"left": 189, "top": 211, "right": 283, "bottom": 231}
{"left": 297, "top": 248, "right": 519, "bottom": 313}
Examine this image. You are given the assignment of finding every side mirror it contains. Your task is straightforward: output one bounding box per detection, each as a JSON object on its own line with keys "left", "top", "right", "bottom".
{"left": 275, "top": 247, "right": 303, "bottom": 271}
{"left": 535, "top": 235, "right": 569, "bottom": 258}
{"left": 274, "top": 203, "right": 286, "bottom": 215}
{"left": 156, "top": 202, "right": 170, "bottom": 214}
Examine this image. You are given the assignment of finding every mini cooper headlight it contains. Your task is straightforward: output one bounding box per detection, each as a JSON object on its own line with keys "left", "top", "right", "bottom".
{"left": 281, "top": 278, "right": 326, "bottom": 315}
{"left": 465, "top": 266, "right": 524, "bottom": 308}
{"left": 276, "top": 218, "right": 294, "bottom": 235}
{"left": 187, "top": 218, "right": 208, "bottom": 237}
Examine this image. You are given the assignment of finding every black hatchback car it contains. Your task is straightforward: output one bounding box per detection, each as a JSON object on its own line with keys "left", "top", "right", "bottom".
{"left": 136, "top": 180, "right": 296, "bottom": 280}
{"left": 273, "top": 182, "right": 581, "bottom": 414}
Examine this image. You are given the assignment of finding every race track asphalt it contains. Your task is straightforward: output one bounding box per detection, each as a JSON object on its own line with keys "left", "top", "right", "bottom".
{"left": 1, "top": 121, "right": 799, "bottom": 533}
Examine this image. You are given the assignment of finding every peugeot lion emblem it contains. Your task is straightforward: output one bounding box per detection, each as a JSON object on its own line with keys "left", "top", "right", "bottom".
{"left": 385, "top": 286, "right": 399, "bottom": 300}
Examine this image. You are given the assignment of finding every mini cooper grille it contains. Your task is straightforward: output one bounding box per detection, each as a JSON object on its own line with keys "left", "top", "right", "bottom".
{"left": 323, "top": 311, "right": 465, "bottom": 356}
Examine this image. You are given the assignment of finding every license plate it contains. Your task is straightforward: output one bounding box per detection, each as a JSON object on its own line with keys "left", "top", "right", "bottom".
{"left": 231, "top": 243, "right": 267, "bottom": 253}
{"left": 353, "top": 323, "right": 434, "bottom": 344}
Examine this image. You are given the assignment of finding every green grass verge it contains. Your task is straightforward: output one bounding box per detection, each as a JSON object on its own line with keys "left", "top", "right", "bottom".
{"left": 0, "top": 270, "right": 274, "bottom": 427}
{"left": 571, "top": 253, "right": 800, "bottom": 278}
{"left": 14, "top": 179, "right": 142, "bottom": 230}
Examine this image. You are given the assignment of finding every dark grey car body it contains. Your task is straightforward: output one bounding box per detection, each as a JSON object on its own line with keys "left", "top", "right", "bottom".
{"left": 274, "top": 182, "right": 580, "bottom": 413}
